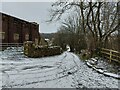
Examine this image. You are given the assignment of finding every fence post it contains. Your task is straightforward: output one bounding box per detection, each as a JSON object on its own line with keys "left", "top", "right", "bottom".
{"left": 110, "top": 50, "right": 112, "bottom": 62}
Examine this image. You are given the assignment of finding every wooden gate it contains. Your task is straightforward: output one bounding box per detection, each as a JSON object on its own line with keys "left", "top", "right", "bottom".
{"left": 100, "top": 48, "right": 120, "bottom": 63}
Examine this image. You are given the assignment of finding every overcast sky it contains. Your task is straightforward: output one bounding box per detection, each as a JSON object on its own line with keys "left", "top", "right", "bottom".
{"left": 1, "top": 2, "right": 60, "bottom": 33}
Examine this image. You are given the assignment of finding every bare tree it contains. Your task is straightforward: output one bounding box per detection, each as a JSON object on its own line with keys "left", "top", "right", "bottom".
{"left": 49, "top": 0, "right": 119, "bottom": 53}
{"left": 101, "top": 2, "right": 119, "bottom": 48}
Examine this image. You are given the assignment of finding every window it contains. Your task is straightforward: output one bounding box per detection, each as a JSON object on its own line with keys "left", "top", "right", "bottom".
{"left": 14, "top": 33, "right": 19, "bottom": 40}
{"left": 25, "top": 34, "right": 29, "bottom": 40}
{"left": 0, "top": 32, "right": 5, "bottom": 40}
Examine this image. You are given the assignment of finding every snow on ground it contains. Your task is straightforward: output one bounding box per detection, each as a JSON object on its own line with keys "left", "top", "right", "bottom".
{"left": 86, "top": 58, "right": 120, "bottom": 79}
{"left": 0, "top": 47, "right": 119, "bottom": 88}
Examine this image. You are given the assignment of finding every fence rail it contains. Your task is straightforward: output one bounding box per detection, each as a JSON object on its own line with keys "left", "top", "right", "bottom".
{"left": 100, "top": 48, "right": 120, "bottom": 63}
{"left": 0, "top": 43, "right": 23, "bottom": 47}
{"left": 0, "top": 43, "right": 23, "bottom": 50}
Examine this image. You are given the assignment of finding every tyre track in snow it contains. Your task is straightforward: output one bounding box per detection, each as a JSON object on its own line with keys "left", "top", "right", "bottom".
{"left": 7, "top": 67, "right": 78, "bottom": 87}
{"left": 2, "top": 53, "right": 65, "bottom": 69}
{"left": 4, "top": 52, "right": 79, "bottom": 87}
{"left": 10, "top": 65, "right": 76, "bottom": 81}
{"left": 1, "top": 52, "right": 63, "bottom": 87}
{"left": 4, "top": 52, "right": 68, "bottom": 76}
{"left": 54, "top": 52, "right": 81, "bottom": 86}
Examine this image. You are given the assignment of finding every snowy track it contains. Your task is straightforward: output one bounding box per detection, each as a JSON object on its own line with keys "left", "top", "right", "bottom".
{"left": 0, "top": 48, "right": 119, "bottom": 88}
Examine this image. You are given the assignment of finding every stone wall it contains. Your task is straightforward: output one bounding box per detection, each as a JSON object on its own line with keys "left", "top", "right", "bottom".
{"left": 24, "top": 41, "right": 62, "bottom": 58}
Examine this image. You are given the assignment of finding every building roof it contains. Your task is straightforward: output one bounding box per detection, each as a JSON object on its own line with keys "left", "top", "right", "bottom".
{"left": 0, "top": 12, "right": 38, "bottom": 25}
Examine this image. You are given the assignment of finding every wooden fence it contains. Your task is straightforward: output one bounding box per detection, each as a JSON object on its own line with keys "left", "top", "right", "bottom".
{"left": 100, "top": 48, "right": 120, "bottom": 63}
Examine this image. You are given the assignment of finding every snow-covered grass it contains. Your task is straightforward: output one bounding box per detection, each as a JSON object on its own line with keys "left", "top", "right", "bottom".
{"left": 0, "top": 47, "right": 119, "bottom": 88}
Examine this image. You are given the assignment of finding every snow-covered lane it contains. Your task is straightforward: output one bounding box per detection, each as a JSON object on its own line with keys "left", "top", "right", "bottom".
{"left": 0, "top": 48, "right": 119, "bottom": 88}
{"left": 1, "top": 50, "right": 79, "bottom": 88}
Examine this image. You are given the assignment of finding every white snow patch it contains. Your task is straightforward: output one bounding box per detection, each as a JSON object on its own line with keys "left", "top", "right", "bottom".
{"left": 104, "top": 72, "right": 119, "bottom": 78}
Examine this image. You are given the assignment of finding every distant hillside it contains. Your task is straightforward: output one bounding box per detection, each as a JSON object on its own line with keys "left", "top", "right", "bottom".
{"left": 41, "top": 33, "right": 55, "bottom": 40}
